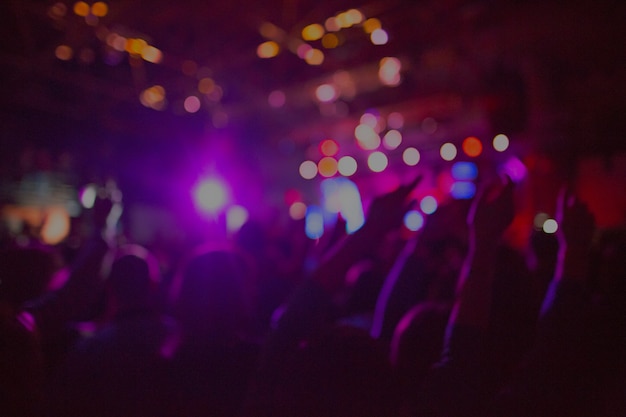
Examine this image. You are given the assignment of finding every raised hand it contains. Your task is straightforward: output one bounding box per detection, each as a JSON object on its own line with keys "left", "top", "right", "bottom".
{"left": 364, "top": 175, "right": 421, "bottom": 237}
{"left": 467, "top": 176, "right": 515, "bottom": 245}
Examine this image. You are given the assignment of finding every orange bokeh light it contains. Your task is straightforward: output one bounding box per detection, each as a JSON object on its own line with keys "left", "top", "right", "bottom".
{"left": 318, "top": 157, "right": 338, "bottom": 177}
{"left": 462, "top": 136, "right": 483, "bottom": 157}
{"left": 320, "top": 139, "right": 339, "bottom": 156}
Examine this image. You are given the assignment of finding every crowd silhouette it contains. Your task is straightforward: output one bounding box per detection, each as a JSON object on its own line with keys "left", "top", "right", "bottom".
{"left": 1, "top": 174, "right": 625, "bottom": 417}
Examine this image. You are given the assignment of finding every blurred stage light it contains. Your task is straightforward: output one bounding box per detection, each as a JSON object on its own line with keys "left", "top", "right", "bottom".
{"left": 450, "top": 182, "right": 477, "bottom": 199}
{"left": 193, "top": 178, "right": 229, "bottom": 215}
{"left": 403, "top": 147, "right": 420, "bottom": 166}
{"left": 451, "top": 162, "right": 478, "bottom": 181}
{"left": 420, "top": 196, "right": 438, "bottom": 215}
{"left": 542, "top": 219, "right": 558, "bottom": 234}
{"left": 404, "top": 210, "right": 424, "bottom": 231}
{"left": 493, "top": 134, "right": 510, "bottom": 152}
{"left": 462, "top": 136, "right": 483, "bottom": 157}
{"left": 368, "top": 152, "right": 388, "bottom": 172}
{"left": 289, "top": 202, "right": 307, "bottom": 220}
{"left": 355, "top": 124, "right": 381, "bottom": 150}
{"left": 363, "top": 18, "right": 382, "bottom": 34}
{"left": 371, "top": 28, "right": 388, "bottom": 45}
{"left": 338, "top": 156, "right": 357, "bottom": 176}
{"left": 257, "top": 41, "right": 280, "bottom": 58}
{"left": 318, "top": 157, "right": 338, "bottom": 178}
{"left": 305, "top": 206, "right": 324, "bottom": 239}
{"left": 383, "top": 129, "right": 402, "bottom": 150}
{"left": 268, "top": 90, "right": 286, "bottom": 108}
{"left": 299, "top": 160, "right": 318, "bottom": 180}
{"left": 316, "top": 84, "right": 337, "bottom": 102}
{"left": 500, "top": 156, "right": 527, "bottom": 183}
{"left": 320, "top": 139, "right": 339, "bottom": 156}
{"left": 302, "top": 24, "right": 325, "bottom": 41}
{"left": 440, "top": 143, "right": 457, "bottom": 161}
{"left": 41, "top": 208, "right": 70, "bottom": 245}
{"left": 226, "top": 205, "right": 248, "bottom": 232}
{"left": 184, "top": 96, "right": 201, "bottom": 113}
{"left": 80, "top": 184, "right": 97, "bottom": 208}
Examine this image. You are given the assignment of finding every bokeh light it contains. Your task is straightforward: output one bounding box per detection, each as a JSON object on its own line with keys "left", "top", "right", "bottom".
{"left": 346, "top": 9, "right": 364, "bottom": 25}
{"left": 41, "top": 208, "right": 70, "bottom": 245}
{"left": 371, "top": 29, "right": 389, "bottom": 45}
{"left": 141, "top": 46, "right": 163, "bottom": 63}
{"left": 80, "top": 184, "right": 97, "bottom": 208}
{"left": 462, "top": 136, "right": 483, "bottom": 157}
{"left": 55, "top": 45, "right": 73, "bottom": 61}
{"left": 420, "top": 196, "right": 438, "bottom": 215}
{"left": 322, "top": 33, "right": 340, "bottom": 48}
{"left": 91, "top": 2, "right": 108, "bottom": 17}
{"left": 305, "top": 48, "right": 324, "bottom": 65}
{"left": 402, "top": 147, "right": 420, "bottom": 166}
{"left": 126, "top": 38, "right": 148, "bottom": 55}
{"left": 500, "top": 156, "right": 527, "bottom": 183}
{"left": 302, "top": 24, "right": 325, "bottom": 41}
{"left": 542, "top": 218, "right": 558, "bottom": 234}
{"left": 305, "top": 206, "right": 324, "bottom": 239}
{"left": 198, "top": 78, "right": 215, "bottom": 94}
{"left": 383, "top": 130, "right": 402, "bottom": 150}
{"left": 193, "top": 178, "right": 229, "bottom": 215}
{"left": 450, "top": 182, "right": 477, "bottom": 199}
{"left": 299, "top": 160, "right": 318, "bottom": 180}
{"left": 226, "top": 205, "right": 249, "bottom": 232}
{"left": 367, "top": 152, "right": 388, "bottom": 172}
{"left": 73, "top": 1, "right": 89, "bottom": 17}
{"left": 257, "top": 41, "right": 280, "bottom": 58}
{"left": 493, "top": 134, "right": 510, "bottom": 152}
{"left": 140, "top": 85, "right": 166, "bottom": 110}
{"left": 379, "top": 57, "right": 401, "bottom": 86}
{"left": 360, "top": 112, "right": 378, "bottom": 128}
{"left": 533, "top": 212, "right": 549, "bottom": 230}
{"left": 289, "top": 202, "right": 307, "bottom": 220}
{"left": 268, "top": 90, "right": 286, "bottom": 108}
{"left": 440, "top": 143, "right": 457, "bottom": 161}
{"left": 451, "top": 162, "right": 478, "bottom": 181}
{"left": 387, "top": 112, "right": 404, "bottom": 129}
{"left": 183, "top": 96, "right": 201, "bottom": 113}
{"left": 338, "top": 156, "right": 357, "bottom": 176}
{"left": 355, "top": 124, "right": 381, "bottom": 150}
{"left": 318, "top": 157, "right": 338, "bottom": 178}
{"left": 325, "top": 17, "right": 340, "bottom": 32}
{"left": 404, "top": 210, "right": 425, "bottom": 232}
{"left": 320, "top": 139, "right": 339, "bottom": 156}
{"left": 363, "top": 18, "right": 382, "bottom": 34}
{"left": 316, "top": 84, "right": 337, "bottom": 102}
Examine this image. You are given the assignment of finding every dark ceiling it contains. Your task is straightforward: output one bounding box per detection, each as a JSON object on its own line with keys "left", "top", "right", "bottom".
{"left": 1, "top": 0, "right": 624, "bottom": 174}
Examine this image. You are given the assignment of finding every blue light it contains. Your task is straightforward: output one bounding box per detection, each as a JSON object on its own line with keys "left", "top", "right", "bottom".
{"left": 404, "top": 210, "right": 424, "bottom": 231}
{"left": 450, "top": 181, "right": 477, "bottom": 199}
{"left": 451, "top": 162, "right": 478, "bottom": 181}
{"left": 305, "top": 206, "right": 324, "bottom": 239}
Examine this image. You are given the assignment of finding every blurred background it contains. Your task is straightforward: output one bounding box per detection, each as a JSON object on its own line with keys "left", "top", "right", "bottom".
{"left": 0, "top": 0, "right": 624, "bottom": 250}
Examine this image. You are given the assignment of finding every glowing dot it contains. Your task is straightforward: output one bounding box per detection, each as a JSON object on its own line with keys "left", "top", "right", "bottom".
{"left": 451, "top": 162, "right": 478, "bottom": 180}
{"left": 302, "top": 23, "right": 325, "bottom": 41}
{"left": 383, "top": 130, "right": 402, "bottom": 150}
{"left": 198, "top": 78, "right": 215, "bottom": 94}
{"left": 543, "top": 218, "right": 558, "bottom": 234}
{"left": 41, "top": 208, "right": 70, "bottom": 245}
{"left": 268, "top": 90, "right": 286, "bottom": 108}
{"left": 305, "top": 206, "right": 324, "bottom": 239}
{"left": 325, "top": 17, "right": 340, "bottom": 32}
{"left": 107, "top": 34, "right": 127, "bottom": 51}
{"left": 141, "top": 46, "right": 162, "bottom": 63}
{"left": 296, "top": 43, "right": 312, "bottom": 59}
{"left": 91, "top": 2, "right": 108, "bottom": 17}
{"left": 305, "top": 48, "right": 324, "bottom": 65}
{"left": 379, "top": 57, "right": 401, "bottom": 86}
{"left": 80, "top": 184, "right": 97, "bottom": 208}
{"left": 257, "top": 41, "right": 280, "bottom": 58}
{"left": 371, "top": 28, "right": 389, "bottom": 45}
{"left": 183, "top": 96, "right": 201, "bottom": 113}
{"left": 420, "top": 196, "right": 438, "bottom": 215}
{"left": 321, "top": 33, "right": 339, "bottom": 48}
{"left": 259, "top": 21, "right": 282, "bottom": 39}
{"left": 462, "top": 136, "right": 483, "bottom": 157}
{"left": 440, "top": 143, "right": 457, "bottom": 161}
{"left": 338, "top": 156, "right": 357, "bottom": 176}
{"left": 450, "top": 182, "right": 476, "bottom": 199}
{"left": 299, "top": 160, "right": 318, "bottom": 179}
{"left": 493, "top": 134, "right": 510, "bottom": 152}
{"left": 346, "top": 9, "right": 364, "bottom": 25}
{"left": 193, "top": 178, "right": 229, "bottom": 215}
{"left": 363, "top": 18, "right": 382, "bottom": 34}
{"left": 55, "top": 45, "right": 73, "bottom": 61}
{"left": 367, "top": 152, "right": 388, "bottom": 172}
{"left": 226, "top": 205, "right": 249, "bottom": 232}
{"left": 533, "top": 212, "right": 549, "bottom": 230}
{"left": 318, "top": 157, "right": 338, "bottom": 178}
{"left": 403, "top": 147, "right": 420, "bottom": 166}
{"left": 140, "top": 85, "right": 166, "bottom": 110}
{"left": 320, "top": 139, "right": 339, "bottom": 157}
{"left": 289, "top": 202, "right": 307, "bottom": 220}
{"left": 387, "top": 112, "right": 404, "bottom": 129}
{"left": 360, "top": 112, "right": 378, "bottom": 128}
{"left": 49, "top": 3, "right": 67, "bottom": 19}
{"left": 73, "top": 1, "right": 89, "bottom": 16}
{"left": 404, "top": 210, "right": 424, "bottom": 232}
{"left": 315, "top": 84, "right": 337, "bottom": 102}
{"left": 181, "top": 60, "right": 198, "bottom": 76}
{"left": 126, "top": 38, "right": 148, "bottom": 55}
{"left": 355, "top": 124, "right": 381, "bottom": 150}
{"left": 336, "top": 12, "right": 351, "bottom": 28}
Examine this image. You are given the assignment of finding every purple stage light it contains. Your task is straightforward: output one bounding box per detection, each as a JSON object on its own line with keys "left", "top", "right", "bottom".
{"left": 193, "top": 178, "right": 229, "bottom": 215}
